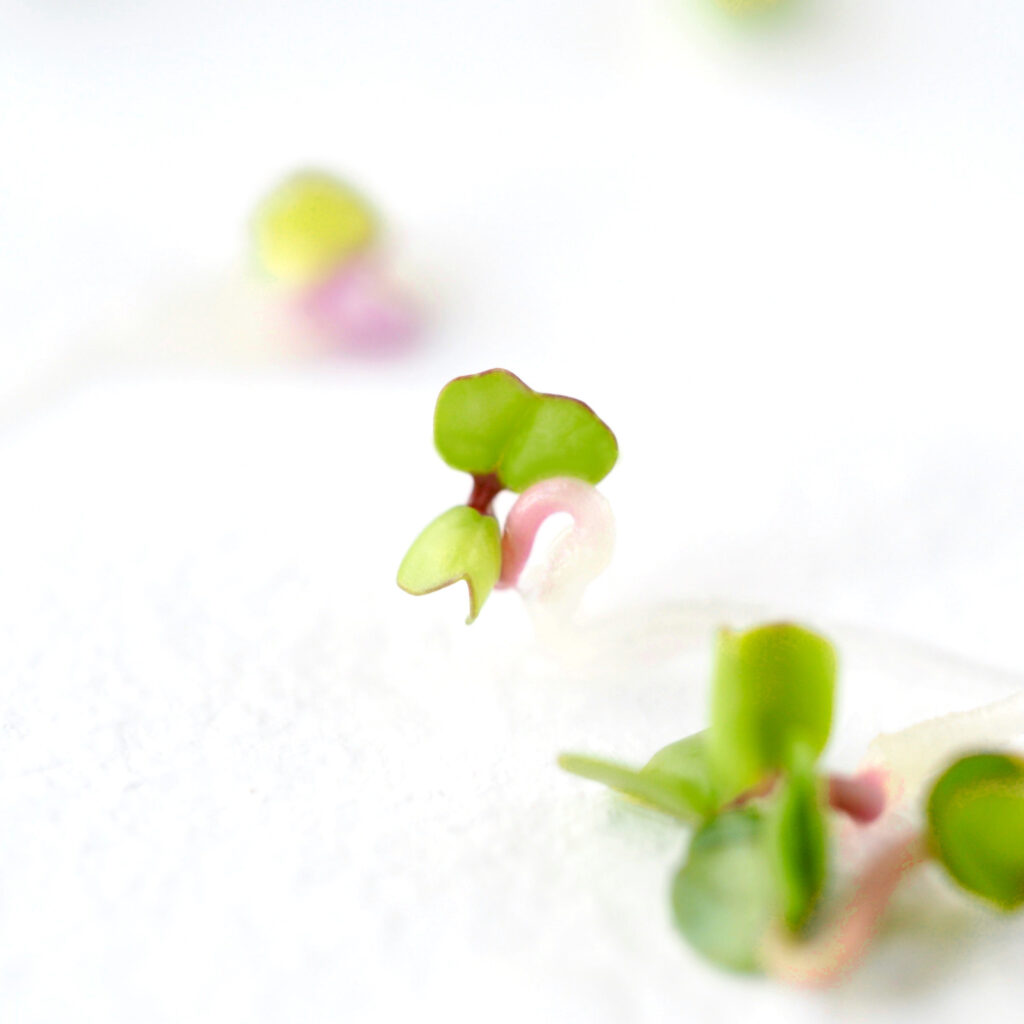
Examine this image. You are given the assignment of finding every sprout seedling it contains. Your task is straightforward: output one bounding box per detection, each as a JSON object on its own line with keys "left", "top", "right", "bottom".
{"left": 253, "top": 170, "right": 418, "bottom": 351}
{"left": 560, "top": 622, "right": 1024, "bottom": 982}
{"left": 398, "top": 370, "right": 618, "bottom": 622}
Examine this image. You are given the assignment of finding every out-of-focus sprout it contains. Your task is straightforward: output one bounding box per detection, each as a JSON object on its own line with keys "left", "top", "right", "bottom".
{"left": 560, "top": 623, "right": 1024, "bottom": 983}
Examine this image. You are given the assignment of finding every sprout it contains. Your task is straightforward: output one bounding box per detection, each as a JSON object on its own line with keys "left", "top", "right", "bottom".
{"left": 559, "top": 622, "right": 1024, "bottom": 982}
{"left": 398, "top": 370, "right": 618, "bottom": 622}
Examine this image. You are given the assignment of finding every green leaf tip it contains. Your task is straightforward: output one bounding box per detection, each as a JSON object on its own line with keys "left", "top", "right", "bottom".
{"left": 709, "top": 622, "right": 836, "bottom": 802}
{"left": 397, "top": 506, "right": 502, "bottom": 623}
{"left": 927, "top": 752, "right": 1024, "bottom": 910}
{"left": 558, "top": 732, "right": 714, "bottom": 823}
{"left": 672, "top": 809, "right": 776, "bottom": 973}
{"left": 433, "top": 369, "right": 618, "bottom": 493}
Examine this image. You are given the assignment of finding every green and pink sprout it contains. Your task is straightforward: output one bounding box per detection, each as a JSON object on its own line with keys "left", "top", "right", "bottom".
{"left": 397, "top": 369, "right": 618, "bottom": 622}
{"left": 560, "top": 623, "right": 1024, "bottom": 982}
{"left": 253, "top": 170, "right": 419, "bottom": 353}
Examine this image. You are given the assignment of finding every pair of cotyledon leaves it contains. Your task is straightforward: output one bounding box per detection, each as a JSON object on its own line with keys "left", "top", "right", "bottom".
{"left": 562, "top": 623, "right": 1024, "bottom": 972}
{"left": 397, "top": 370, "right": 618, "bottom": 622}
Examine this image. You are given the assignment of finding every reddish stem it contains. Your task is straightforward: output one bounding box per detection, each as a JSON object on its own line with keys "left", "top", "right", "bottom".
{"left": 761, "top": 829, "right": 929, "bottom": 985}
{"left": 727, "top": 770, "right": 887, "bottom": 824}
{"left": 467, "top": 473, "right": 503, "bottom": 516}
{"left": 828, "top": 770, "right": 887, "bottom": 824}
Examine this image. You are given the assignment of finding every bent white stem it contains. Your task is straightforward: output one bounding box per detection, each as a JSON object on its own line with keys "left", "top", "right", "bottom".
{"left": 501, "top": 478, "right": 614, "bottom": 621}
{"left": 761, "top": 829, "right": 928, "bottom": 986}
{"left": 863, "top": 691, "right": 1024, "bottom": 809}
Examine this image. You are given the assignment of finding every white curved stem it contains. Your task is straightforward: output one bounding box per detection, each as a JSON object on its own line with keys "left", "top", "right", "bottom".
{"left": 500, "top": 477, "right": 615, "bottom": 621}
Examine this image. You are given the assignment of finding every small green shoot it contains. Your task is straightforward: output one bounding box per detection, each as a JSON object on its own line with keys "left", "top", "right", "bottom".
{"left": 399, "top": 370, "right": 618, "bottom": 621}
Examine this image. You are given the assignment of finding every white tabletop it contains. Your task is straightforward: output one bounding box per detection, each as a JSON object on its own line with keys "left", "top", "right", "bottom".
{"left": 2, "top": 2, "right": 1024, "bottom": 1020}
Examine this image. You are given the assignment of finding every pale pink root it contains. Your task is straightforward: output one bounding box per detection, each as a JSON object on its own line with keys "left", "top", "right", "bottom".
{"left": 828, "top": 770, "right": 887, "bottom": 824}
{"left": 761, "top": 829, "right": 928, "bottom": 986}
{"left": 497, "top": 478, "right": 614, "bottom": 603}
{"left": 296, "top": 258, "right": 419, "bottom": 352}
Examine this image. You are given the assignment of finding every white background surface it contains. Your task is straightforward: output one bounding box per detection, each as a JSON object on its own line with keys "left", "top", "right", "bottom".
{"left": 2, "top": 1, "right": 1024, "bottom": 1020}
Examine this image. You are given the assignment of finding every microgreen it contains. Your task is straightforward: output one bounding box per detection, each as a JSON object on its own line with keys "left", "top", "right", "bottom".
{"left": 253, "top": 171, "right": 376, "bottom": 284}
{"left": 560, "top": 622, "right": 1024, "bottom": 982}
{"left": 398, "top": 370, "right": 617, "bottom": 622}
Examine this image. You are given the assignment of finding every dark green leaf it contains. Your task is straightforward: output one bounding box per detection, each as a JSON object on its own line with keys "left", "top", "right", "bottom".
{"left": 768, "top": 745, "right": 828, "bottom": 933}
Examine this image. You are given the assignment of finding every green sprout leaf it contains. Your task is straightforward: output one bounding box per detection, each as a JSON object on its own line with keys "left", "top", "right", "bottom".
{"left": 768, "top": 744, "right": 828, "bottom": 933}
{"left": 433, "top": 370, "right": 618, "bottom": 493}
{"left": 396, "top": 506, "right": 501, "bottom": 623}
{"left": 672, "top": 808, "right": 775, "bottom": 973}
{"left": 559, "top": 732, "right": 715, "bottom": 823}
{"left": 708, "top": 623, "right": 836, "bottom": 802}
{"left": 926, "top": 752, "right": 1024, "bottom": 910}
{"left": 253, "top": 171, "right": 376, "bottom": 284}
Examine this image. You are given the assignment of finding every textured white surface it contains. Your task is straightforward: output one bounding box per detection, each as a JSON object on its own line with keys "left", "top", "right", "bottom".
{"left": 3, "top": 0, "right": 1024, "bottom": 1019}
{"left": 1, "top": 376, "right": 1023, "bottom": 1023}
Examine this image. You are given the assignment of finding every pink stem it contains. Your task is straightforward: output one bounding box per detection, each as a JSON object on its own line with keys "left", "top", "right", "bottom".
{"left": 828, "top": 770, "right": 887, "bottom": 824}
{"left": 727, "top": 771, "right": 887, "bottom": 823}
{"left": 497, "top": 477, "right": 613, "bottom": 591}
{"left": 761, "top": 829, "right": 929, "bottom": 986}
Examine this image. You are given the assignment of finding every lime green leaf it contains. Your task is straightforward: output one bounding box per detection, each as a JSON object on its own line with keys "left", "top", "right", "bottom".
{"left": 769, "top": 745, "right": 828, "bottom": 933}
{"left": 559, "top": 732, "right": 713, "bottom": 823}
{"left": 253, "top": 171, "right": 375, "bottom": 284}
{"left": 708, "top": 623, "right": 836, "bottom": 802}
{"left": 434, "top": 370, "right": 536, "bottom": 477}
{"left": 672, "top": 808, "right": 775, "bottom": 973}
{"left": 397, "top": 506, "right": 501, "bottom": 623}
{"left": 499, "top": 394, "right": 619, "bottom": 492}
{"left": 432, "top": 370, "right": 618, "bottom": 492}
{"left": 926, "top": 752, "right": 1024, "bottom": 910}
